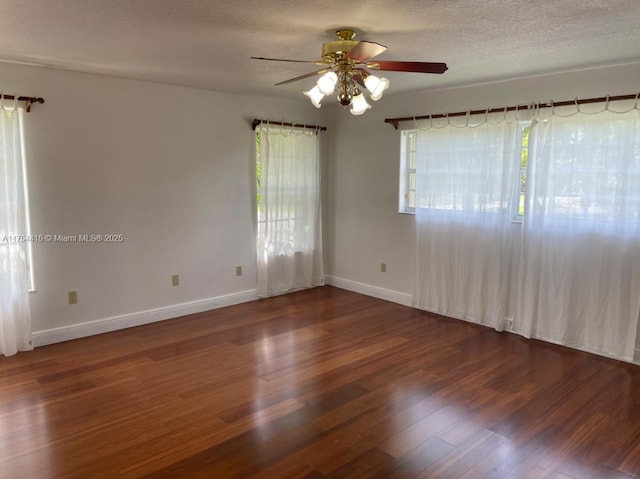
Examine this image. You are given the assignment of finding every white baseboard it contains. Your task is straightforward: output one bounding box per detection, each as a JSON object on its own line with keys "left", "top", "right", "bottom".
{"left": 32, "top": 289, "right": 258, "bottom": 347}
{"left": 31, "top": 281, "right": 640, "bottom": 366}
{"left": 325, "top": 275, "right": 412, "bottom": 307}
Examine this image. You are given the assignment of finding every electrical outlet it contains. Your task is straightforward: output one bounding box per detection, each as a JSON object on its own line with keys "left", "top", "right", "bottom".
{"left": 68, "top": 291, "right": 78, "bottom": 304}
{"left": 236, "top": 266, "right": 242, "bottom": 276}
{"left": 172, "top": 274, "right": 179, "bottom": 286}
{"left": 381, "top": 263, "right": 387, "bottom": 273}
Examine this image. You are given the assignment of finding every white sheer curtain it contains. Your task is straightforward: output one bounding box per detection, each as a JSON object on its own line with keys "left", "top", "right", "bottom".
{"left": 513, "top": 108, "right": 640, "bottom": 360}
{"left": 413, "top": 120, "right": 518, "bottom": 329}
{"left": 256, "top": 124, "right": 323, "bottom": 297}
{"left": 1, "top": 106, "right": 32, "bottom": 356}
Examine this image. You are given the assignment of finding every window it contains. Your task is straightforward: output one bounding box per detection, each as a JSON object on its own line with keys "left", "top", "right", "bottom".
{"left": 255, "top": 129, "right": 319, "bottom": 255}
{"left": 0, "top": 108, "right": 34, "bottom": 291}
{"left": 407, "top": 107, "right": 640, "bottom": 361}
{"left": 526, "top": 113, "right": 640, "bottom": 228}
{"left": 399, "top": 123, "right": 530, "bottom": 221}
{"left": 513, "top": 123, "right": 529, "bottom": 221}
{"left": 254, "top": 124, "right": 323, "bottom": 297}
{"left": 256, "top": 129, "right": 300, "bottom": 254}
{"left": 1, "top": 104, "right": 33, "bottom": 356}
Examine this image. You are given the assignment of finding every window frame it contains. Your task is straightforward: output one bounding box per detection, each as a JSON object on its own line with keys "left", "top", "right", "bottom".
{"left": 511, "top": 122, "right": 530, "bottom": 223}
{"left": 254, "top": 126, "right": 320, "bottom": 256}
{"left": 398, "top": 129, "right": 417, "bottom": 214}
{"left": 398, "top": 123, "right": 531, "bottom": 221}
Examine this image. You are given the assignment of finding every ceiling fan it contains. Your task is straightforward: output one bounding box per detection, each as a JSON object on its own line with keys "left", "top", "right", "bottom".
{"left": 251, "top": 28, "right": 448, "bottom": 115}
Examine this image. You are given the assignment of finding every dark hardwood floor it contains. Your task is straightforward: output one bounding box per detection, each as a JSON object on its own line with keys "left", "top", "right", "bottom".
{"left": 1, "top": 286, "right": 640, "bottom": 478}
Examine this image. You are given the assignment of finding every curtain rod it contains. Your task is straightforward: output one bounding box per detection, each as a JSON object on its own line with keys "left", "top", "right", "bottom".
{"left": 1, "top": 94, "right": 45, "bottom": 113}
{"left": 384, "top": 93, "right": 639, "bottom": 130}
{"left": 252, "top": 118, "right": 327, "bottom": 132}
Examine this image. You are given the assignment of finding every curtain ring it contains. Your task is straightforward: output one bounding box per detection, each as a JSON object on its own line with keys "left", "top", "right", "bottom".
{"left": 605, "top": 95, "right": 610, "bottom": 111}
{"left": 429, "top": 114, "right": 433, "bottom": 129}
{"left": 574, "top": 97, "right": 580, "bottom": 113}
{"left": 1, "top": 93, "right": 11, "bottom": 117}
{"left": 445, "top": 112, "right": 450, "bottom": 126}
{"left": 413, "top": 115, "right": 418, "bottom": 131}
{"left": 465, "top": 110, "right": 470, "bottom": 127}
{"left": 634, "top": 92, "right": 639, "bottom": 110}
{"left": 0, "top": 92, "right": 4, "bottom": 111}
{"left": 514, "top": 104, "right": 519, "bottom": 121}
{"left": 543, "top": 100, "right": 551, "bottom": 119}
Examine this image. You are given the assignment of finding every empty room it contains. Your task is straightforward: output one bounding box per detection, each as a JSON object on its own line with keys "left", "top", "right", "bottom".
{"left": 1, "top": 1, "right": 640, "bottom": 477}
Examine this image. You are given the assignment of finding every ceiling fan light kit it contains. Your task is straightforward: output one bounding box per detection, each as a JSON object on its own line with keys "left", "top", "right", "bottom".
{"left": 316, "top": 71, "right": 338, "bottom": 95}
{"left": 303, "top": 85, "right": 325, "bottom": 108}
{"left": 364, "top": 74, "right": 389, "bottom": 101}
{"left": 350, "top": 92, "right": 371, "bottom": 115}
{"left": 252, "top": 28, "right": 447, "bottom": 115}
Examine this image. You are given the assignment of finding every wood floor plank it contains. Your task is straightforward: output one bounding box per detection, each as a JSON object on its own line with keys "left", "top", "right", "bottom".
{"left": 1, "top": 286, "right": 639, "bottom": 478}
{"left": 378, "top": 404, "right": 463, "bottom": 458}
{"left": 324, "top": 447, "right": 397, "bottom": 479}
{"left": 387, "top": 436, "right": 456, "bottom": 478}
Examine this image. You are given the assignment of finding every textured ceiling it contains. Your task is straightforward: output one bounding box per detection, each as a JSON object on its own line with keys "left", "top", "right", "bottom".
{"left": 1, "top": 0, "right": 640, "bottom": 99}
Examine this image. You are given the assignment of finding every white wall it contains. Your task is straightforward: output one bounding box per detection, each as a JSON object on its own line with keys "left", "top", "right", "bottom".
{"left": 0, "top": 63, "right": 329, "bottom": 340}
{"left": 328, "top": 62, "right": 640, "bottom": 292}
{"left": 326, "top": 63, "right": 640, "bottom": 357}
{"left": 2, "top": 60, "right": 638, "bottom": 356}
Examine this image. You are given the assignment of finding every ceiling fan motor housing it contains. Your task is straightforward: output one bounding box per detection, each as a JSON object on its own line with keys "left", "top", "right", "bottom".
{"left": 322, "top": 29, "right": 358, "bottom": 63}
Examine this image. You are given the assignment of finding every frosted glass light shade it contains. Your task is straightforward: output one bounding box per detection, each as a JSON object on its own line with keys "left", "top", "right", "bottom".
{"left": 303, "top": 86, "right": 324, "bottom": 108}
{"left": 350, "top": 93, "right": 371, "bottom": 115}
{"left": 364, "top": 75, "right": 390, "bottom": 101}
{"left": 316, "top": 71, "right": 338, "bottom": 95}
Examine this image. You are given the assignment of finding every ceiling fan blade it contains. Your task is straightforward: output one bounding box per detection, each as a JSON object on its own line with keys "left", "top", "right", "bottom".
{"left": 251, "top": 56, "right": 321, "bottom": 64}
{"left": 366, "top": 61, "right": 448, "bottom": 74}
{"left": 345, "top": 41, "right": 387, "bottom": 63}
{"left": 275, "top": 69, "right": 328, "bottom": 86}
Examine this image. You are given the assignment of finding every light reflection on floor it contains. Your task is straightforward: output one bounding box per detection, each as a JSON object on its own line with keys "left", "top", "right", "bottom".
{"left": 0, "top": 399, "right": 53, "bottom": 477}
